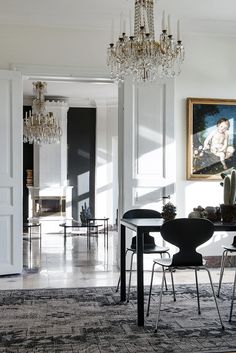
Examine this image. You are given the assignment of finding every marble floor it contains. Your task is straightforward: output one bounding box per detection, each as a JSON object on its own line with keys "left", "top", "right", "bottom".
{"left": 0, "top": 227, "right": 235, "bottom": 291}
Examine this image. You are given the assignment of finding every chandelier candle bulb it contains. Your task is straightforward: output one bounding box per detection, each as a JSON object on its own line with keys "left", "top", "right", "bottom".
{"left": 144, "top": 8, "right": 149, "bottom": 33}
{"left": 177, "top": 20, "right": 181, "bottom": 41}
{"left": 123, "top": 19, "right": 126, "bottom": 34}
{"left": 129, "top": 10, "right": 133, "bottom": 36}
{"left": 168, "top": 14, "right": 171, "bottom": 35}
{"left": 111, "top": 19, "right": 114, "bottom": 43}
{"left": 120, "top": 11, "right": 123, "bottom": 36}
{"left": 162, "top": 10, "right": 166, "bottom": 31}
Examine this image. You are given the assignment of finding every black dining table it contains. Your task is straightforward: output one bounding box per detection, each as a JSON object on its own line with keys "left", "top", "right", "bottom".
{"left": 120, "top": 217, "right": 236, "bottom": 326}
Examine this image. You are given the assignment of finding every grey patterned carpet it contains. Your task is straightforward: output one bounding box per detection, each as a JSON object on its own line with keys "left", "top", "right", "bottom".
{"left": 0, "top": 284, "right": 236, "bottom": 353}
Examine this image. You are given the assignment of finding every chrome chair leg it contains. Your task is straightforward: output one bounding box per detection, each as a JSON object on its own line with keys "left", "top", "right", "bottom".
{"left": 147, "top": 261, "right": 156, "bottom": 317}
{"left": 167, "top": 252, "right": 176, "bottom": 300}
{"left": 116, "top": 249, "right": 129, "bottom": 292}
{"left": 229, "top": 269, "right": 236, "bottom": 322}
{"left": 163, "top": 266, "right": 168, "bottom": 291}
{"left": 170, "top": 267, "right": 176, "bottom": 301}
{"left": 155, "top": 268, "right": 166, "bottom": 332}
{"left": 116, "top": 250, "right": 169, "bottom": 293}
{"left": 195, "top": 268, "right": 201, "bottom": 314}
{"left": 205, "top": 267, "right": 224, "bottom": 329}
{"left": 161, "top": 253, "right": 168, "bottom": 291}
{"left": 127, "top": 252, "right": 135, "bottom": 302}
{"left": 217, "top": 249, "right": 228, "bottom": 297}
{"left": 147, "top": 254, "right": 174, "bottom": 317}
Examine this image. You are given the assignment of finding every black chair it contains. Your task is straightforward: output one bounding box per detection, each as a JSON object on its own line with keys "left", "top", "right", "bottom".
{"left": 146, "top": 218, "right": 224, "bottom": 331}
{"left": 116, "top": 208, "right": 171, "bottom": 302}
{"left": 217, "top": 238, "right": 236, "bottom": 297}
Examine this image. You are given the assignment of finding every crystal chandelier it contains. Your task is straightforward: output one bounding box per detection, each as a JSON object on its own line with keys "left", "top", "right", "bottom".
{"left": 23, "top": 81, "right": 62, "bottom": 144}
{"left": 107, "top": 0, "right": 185, "bottom": 82}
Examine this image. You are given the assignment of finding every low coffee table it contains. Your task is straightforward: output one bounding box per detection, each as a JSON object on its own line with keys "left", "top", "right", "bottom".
{"left": 86, "top": 218, "right": 109, "bottom": 249}
{"left": 59, "top": 220, "right": 100, "bottom": 248}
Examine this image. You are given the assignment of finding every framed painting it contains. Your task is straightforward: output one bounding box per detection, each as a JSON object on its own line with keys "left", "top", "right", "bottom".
{"left": 187, "top": 98, "right": 236, "bottom": 180}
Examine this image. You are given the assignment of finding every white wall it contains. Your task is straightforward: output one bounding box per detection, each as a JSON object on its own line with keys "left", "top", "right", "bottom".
{"left": 95, "top": 103, "right": 118, "bottom": 224}
{"left": 176, "top": 33, "right": 236, "bottom": 255}
{"left": 176, "top": 33, "right": 236, "bottom": 216}
{"left": 120, "top": 78, "right": 177, "bottom": 270}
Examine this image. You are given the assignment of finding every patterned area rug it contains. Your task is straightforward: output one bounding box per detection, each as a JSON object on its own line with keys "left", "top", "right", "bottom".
{"left": 0, "top": 284, "right": 236, "bottom": 353}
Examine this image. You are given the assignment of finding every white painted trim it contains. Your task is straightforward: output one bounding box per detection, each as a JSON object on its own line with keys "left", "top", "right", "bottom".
{"left": 11, "top": 63, "right": 112, "bottom": 81}
{"left": 16, "top": 63, "right": 117, "bottom": 107}
{"left": 24, "top": 95, "right": 118, "bottom": 108}
{"left": 0, "top": 69, "right": 23, "bottom": 275}
{"left": 23, "top": 96, "right": 118, "bottom": 108}
{"left": 118, "top": 82, "right": 124, "bottom": 219}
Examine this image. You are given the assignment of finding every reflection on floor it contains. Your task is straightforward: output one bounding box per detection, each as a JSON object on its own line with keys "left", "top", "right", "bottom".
{"left": 0, "top": 227, "right": 235, "bottom": 290}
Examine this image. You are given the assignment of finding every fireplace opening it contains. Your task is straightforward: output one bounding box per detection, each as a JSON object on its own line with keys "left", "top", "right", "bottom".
{"left": 33, "top": 196, "right": 66, "bottom": 217}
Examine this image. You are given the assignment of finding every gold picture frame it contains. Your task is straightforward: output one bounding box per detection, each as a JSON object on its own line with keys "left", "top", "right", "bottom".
{"left": 187, "top": 97, "right": 236, "bottom": 180}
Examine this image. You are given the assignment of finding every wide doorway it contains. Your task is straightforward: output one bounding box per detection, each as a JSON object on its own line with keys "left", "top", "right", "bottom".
{"left": 20, "top": 77, "right": 119, "bottom": 289}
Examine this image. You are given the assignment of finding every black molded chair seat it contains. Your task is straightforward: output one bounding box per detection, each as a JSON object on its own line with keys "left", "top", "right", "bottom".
{"left": 116, "top": 208, "right": 172, "bottom": 302}
{"left": 130, "top": 233, "right": 156, "bottom": 249}
{"left": 146, "top": 218, "right": 224, "bottom": 331}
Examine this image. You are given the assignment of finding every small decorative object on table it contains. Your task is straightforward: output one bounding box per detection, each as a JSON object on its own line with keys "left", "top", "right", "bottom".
{"left": 220, "top": 169, "right": 236, "bottom": 223}
{"left": 188, "top": 205, "right": 207, "bottom": 219}
{"left": 188, "top": 205, "right": 222, "bottom": 221}
{"left": 161, "top": 202, "right": 176, "bottom": 222}
{"left": 80, "top": 202, "right": 92, "bottom": 226}
{"left": 205, "top": 206, "right": 221, "bottom": 221}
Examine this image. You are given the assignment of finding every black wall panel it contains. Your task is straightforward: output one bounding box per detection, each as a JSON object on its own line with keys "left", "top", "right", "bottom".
{"left": 23, "top": 106, "right": 34, "bottom": 224}
{"left": 67, "top": 107, "right": 96, "bottom": 220}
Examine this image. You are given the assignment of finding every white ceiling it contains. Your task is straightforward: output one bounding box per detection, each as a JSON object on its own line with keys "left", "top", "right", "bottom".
{"left": 1, "top": 0, "right": 236, "bottom": 29}
{"left": 5, "top": 0, "right": 236, "bottom": 101}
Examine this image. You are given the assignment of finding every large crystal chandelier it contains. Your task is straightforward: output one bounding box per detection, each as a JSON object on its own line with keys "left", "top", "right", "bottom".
{"left": 23, "top": 81, "right": 62, "bottom": 144}
{"left": 107, "top": 0, "right": 185, "bottom": 82}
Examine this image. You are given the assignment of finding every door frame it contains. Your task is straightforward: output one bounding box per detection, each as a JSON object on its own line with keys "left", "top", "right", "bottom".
{"left": 15, "top": 63, "right": 119, "bottom": 227}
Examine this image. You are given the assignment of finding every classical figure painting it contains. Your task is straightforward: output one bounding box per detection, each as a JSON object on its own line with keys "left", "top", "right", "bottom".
{"left": 187, "top": 98, "right": 236, "bottom": 180}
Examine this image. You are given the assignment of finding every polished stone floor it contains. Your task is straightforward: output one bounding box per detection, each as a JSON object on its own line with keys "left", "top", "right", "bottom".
{"left": 0, "top": 227, "right": 235, "bottom": 290}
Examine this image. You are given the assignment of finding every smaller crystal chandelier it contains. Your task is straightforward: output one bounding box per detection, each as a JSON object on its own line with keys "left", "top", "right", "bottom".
{"left": 23, "top": 81, "right": 62, "bottom": 144}
{"left": 107, "top": 0, "right": 185, "bottom": 82}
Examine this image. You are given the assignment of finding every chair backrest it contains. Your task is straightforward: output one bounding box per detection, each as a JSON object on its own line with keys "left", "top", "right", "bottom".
{"left": 160, "top": 218, "right": 214, "bottom": 266}
{"left": 123, "top": 209, "right": 161, "bottom": 219}
{"left": 123, "top": 209, "right": 161, "bottom": 249}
